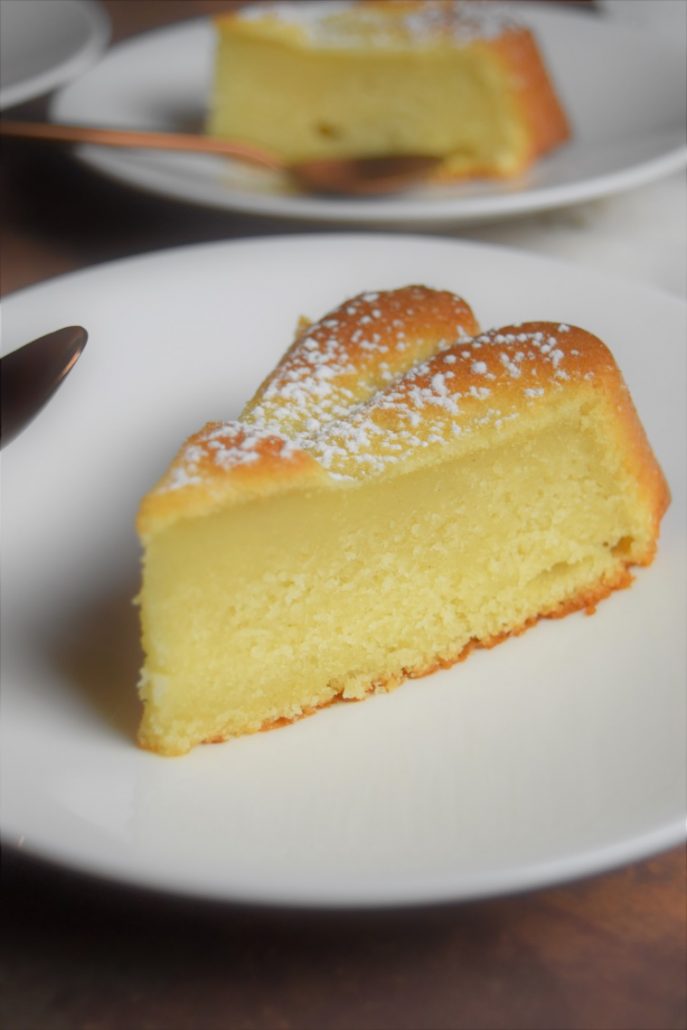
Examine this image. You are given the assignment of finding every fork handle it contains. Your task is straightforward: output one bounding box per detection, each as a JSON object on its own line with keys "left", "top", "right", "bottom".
{"left": 0, "top": 119, "right": 283, "bottom": 170}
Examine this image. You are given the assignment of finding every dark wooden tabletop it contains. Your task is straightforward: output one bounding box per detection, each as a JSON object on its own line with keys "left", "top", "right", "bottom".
{"left": 1, "top": 3, "right": 685, "bottom": 1029}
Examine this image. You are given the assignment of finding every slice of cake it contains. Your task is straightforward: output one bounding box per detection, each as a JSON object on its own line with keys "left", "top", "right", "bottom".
{"left": 208, "top": 0, "right": 571, "bottom": 181}
{"left": 136, "top": 287, "right": 669, "bottom": 756}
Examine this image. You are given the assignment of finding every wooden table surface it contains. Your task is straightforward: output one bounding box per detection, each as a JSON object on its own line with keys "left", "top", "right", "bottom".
{"left": 1, "top": 3, "right": 685, "bottom": 1029}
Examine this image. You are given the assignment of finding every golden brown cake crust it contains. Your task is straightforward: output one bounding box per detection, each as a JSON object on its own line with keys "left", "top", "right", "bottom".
{"left": 138, "top": 285, "right": 480, "bottom": 538}
{"left": 136, "top": 422, "right": 326, "bottom": 540}
{"left": 138, "top": 314, "right": 669, "bottom": 549}
{"left": 282, "top": 319, "right": 671, "bottom": 519}
{"left": 488, "top": 28, "right": 570, "bottom": 169}
{"left": 242, "top": 284, "right": 480, "bottom": 433}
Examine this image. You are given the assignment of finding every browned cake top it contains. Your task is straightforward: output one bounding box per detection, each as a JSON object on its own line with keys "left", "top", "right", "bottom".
{"left": 138, "top": 282, "right": 669, "bottom": 545}
{"left": 296, "top": 320, "right": 618, "bottom": 478}
{"left": 146, "top": 320, "right": 616, "bottom": 494}
{"left": 242, "top": 285, "right": 479, "bottom": 437}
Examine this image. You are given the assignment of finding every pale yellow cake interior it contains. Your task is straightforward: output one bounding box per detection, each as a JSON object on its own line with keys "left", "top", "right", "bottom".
{"left": 139, "top": 393, "right": 655, "bottom": 756}
{"left": 211, "top": 33, "right": 526, "bottom": 173}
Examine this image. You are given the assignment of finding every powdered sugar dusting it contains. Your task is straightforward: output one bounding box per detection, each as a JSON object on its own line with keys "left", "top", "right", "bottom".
{"left": 156, "top": 296, "right": 599, "bottom": 494}
{"left": 234, "top": 1, "right": 519, "bottom": 48}
{"left": 241, "top": 286, "right": 477, "bottom": 439}
{"left": 300, "top": 322, "right": 580, "bottom": 479}
{"left": 163, "top": 422, "right": 300, "bottom": 492}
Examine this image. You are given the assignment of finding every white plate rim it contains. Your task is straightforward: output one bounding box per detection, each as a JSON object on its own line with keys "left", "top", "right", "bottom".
{"left": 1, "top": 233, "right": 685, "bottom": 909}
{"left": 5, "top": 810, "right": 685, "bottom": 910}
{"left": 47, "top": 5, "right": 687, "bottom": 224}
{"left": 0, "top": 0, "right": 110, "bottom": 111}
{"left": 66, "top": 133, "right": 687, "bottom": 227}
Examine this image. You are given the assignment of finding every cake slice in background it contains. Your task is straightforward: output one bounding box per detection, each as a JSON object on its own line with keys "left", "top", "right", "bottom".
{"left": 208, "top": 0, "right": 571, "bottom": 182}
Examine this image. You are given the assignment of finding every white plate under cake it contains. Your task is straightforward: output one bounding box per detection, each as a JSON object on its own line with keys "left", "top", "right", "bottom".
{"left": 50, "top": 5, "right": 687, "bottom": 223}
{"left": 1, "top": 236, "right": 684, "bottom": 906}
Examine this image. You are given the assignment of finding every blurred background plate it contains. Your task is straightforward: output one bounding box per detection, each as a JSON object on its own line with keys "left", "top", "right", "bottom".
{"left": 0, "top": 0, "right": 110, "bottom": 110}
{"left": 1, "top": 235, "right": 685, "bottom": 907}
{"left": 49, "top": 3, "right": 687, "bottom": 224}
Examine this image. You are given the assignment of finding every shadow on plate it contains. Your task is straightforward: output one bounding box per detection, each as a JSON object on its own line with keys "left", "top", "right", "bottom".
{"left": 49, "top": 576, "right": 142, "bottom": 744}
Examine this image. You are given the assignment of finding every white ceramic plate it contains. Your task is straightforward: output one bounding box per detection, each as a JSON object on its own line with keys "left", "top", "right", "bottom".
{"left": 49, "top": 5, "right": 687, "bottom": 224}
{"left": 0, "top": 0, "right": 110, "bottom": 110}
{"left": 1, "top": 235, "right": 685, "bottom": 908}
